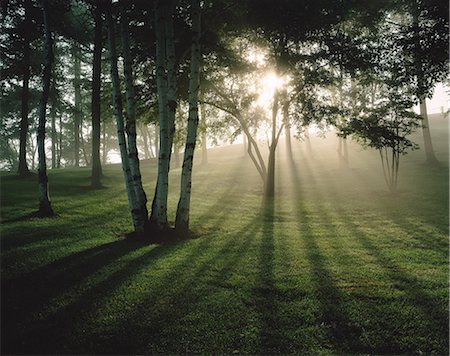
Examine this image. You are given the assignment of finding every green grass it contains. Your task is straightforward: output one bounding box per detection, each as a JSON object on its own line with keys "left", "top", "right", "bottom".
{"left": 1, "top": 117, "right": 448, "bottom": 355}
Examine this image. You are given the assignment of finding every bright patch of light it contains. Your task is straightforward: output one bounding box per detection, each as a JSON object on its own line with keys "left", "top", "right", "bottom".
{"left": 257, "top": 72, "right": 287, "bottom": 109}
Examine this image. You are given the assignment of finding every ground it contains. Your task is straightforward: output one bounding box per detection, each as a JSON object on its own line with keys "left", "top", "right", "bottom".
{"left": 1, "top": 115, "right": 448, "bottom": 354}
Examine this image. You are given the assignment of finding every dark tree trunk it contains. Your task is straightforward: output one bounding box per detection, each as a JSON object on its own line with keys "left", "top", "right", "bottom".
{"left": 91, "top": 0, "right": 103, "bottom": 187}
{"left": 264, "top": 89, "right": 279, "bottom": 198}
{"left": 50, "top": 89, "right": 57, "bottom": 169}
{"left": 102, "top": 120, "right": 107, "bottom": 165}
{"left": 57, "top": 114, "right": 62, "bottom": 168}
{"left": 72, "top": 43, "right": 81, "bottom": 167}
{"left": 200, "top": 102, "right": 207, "bottom": 164}
{"left": 37, "top": 0, "right": 54, "bottom": 216}
{"left": 18, "top": 0, "right": 31, "bottom": 177}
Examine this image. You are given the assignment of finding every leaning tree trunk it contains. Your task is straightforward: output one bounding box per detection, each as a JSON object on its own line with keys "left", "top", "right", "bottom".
{"left": 175, "top": 0, "right": 201, "bottom": 236}
{"left": 91, "top": 0, "right": 103, "bottom": 187}
{"left": 18, "top": 0, "right": 31, "bottom": 177}
{"left": 150, "top": 0, "right": 171, "bottom": 229}
{"left": 72, "top": 43, "right": 81, "bottom": 167}
{"left": 419, "top": 96, "right": 439, "bottom": 164}
{"left": 36, "top": 0, "right": 54, "bottom": 217}
{"left": 120, "top": 0, "right": 148, "bottom": 219}
{"left": 106, "top": 3, "right": 145, "bottom": 234}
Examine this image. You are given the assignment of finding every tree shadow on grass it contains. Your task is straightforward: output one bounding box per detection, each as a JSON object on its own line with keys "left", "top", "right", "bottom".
{"left": 309, "top": 155, "right": 448, "bottom": 354}
{"left": 1, "top": 237, "right": 183, "bottom": 355}
{"left": 253, "top": 197, "right": 285, "bottom": 354}
{"left": 288, "top": 159, "right": 366, "bottom": 354}
{"left": 65, "top": 215, "right": 263, "bottom": 354}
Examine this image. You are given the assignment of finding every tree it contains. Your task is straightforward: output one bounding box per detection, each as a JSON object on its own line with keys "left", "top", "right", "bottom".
{"left": 36, "top": 0, "right": 55, "bottom": 216}
{"left": 340, "top": 86, "right": 421, "bottom": 192}
{"left": 175, "top": 0, "right": 201, "bottom": 235}
{"left": 106, "top": 1, "right": 145, "bottom": 234}
{"left": 120, "top": 0, "right": 148, "bottom": 221}
{"left": 17, "top": 0, "right": 32, "bottom": 176}
{"left": 91, "top": 0, "right": 103, "bottom": 188}
{"left": 149, "top": 0, "right": 178, "bottom": 230}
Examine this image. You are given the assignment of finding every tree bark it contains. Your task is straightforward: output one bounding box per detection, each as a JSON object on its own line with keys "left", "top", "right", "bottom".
{"left": 175, "top": 0, "right": 201, "bottom": 235}
{"left": 282, "top": 99, "right": 292, "bottom": 158}
{"left": 200, "top": 101, "right": 208, "bottom": 164}
{"left": 120, "top": 0, "right": 148, "bottom": 219}
{"left": 150, "top": 0, "right": 171, "bottom": 229}
{"left": 106, "top": 3, "right": 145, "bottom": 234}
{"left": 57, "top": 114, "right": 62, "bottom": 167}
{"left": 37, "top": 0, "right": 54, "bottom": 216}
{"left": 91, "top": 0, "right": 103, "bottom": 187}
{"left": 154, "top": 123, "right": 159, "bottom": 160}
{"left": 419, "top": 96, "right": 439, "bottom": 164}
{"left": 50, "top": 88, "right": 57, "bottom": 169}
{"left": 102, "top": 120, "right": 107, "bottom": 165}
{"left": 18, "top": 0, "right": 31, "bottom": 177}
{"left": 264, "top": 89, "right": 279, "bottom": 198}
{"left": 72, "top": 43, "right": 81, "bottom": 167}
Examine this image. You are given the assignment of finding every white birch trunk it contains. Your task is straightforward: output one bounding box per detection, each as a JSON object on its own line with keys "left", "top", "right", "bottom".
{"left": 106, "top": 4, "right": 144, "bottom": 234}
{"left": 175, "top": 0, "right": 201, "bottom": 235}
{"left": 120, "top": 1, "right": 148, "bottom": 220}
{"left": 150, "top": 0, "right": 170, "bottom": 229}
{"left": 419, "top": 96, "right": 438, "bottom": 164}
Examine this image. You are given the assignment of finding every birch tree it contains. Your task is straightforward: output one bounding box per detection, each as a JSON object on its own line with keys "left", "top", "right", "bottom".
{"left": 106, "top": 2, "right": 145, "bottom": 234}
{"left": 120, "top": 0, "right": 148, "bottom": 219}
{"left": 149, "top": 0, "right": 177, "bottom": 230}
{"left": 175, "top": 0, "right": 201, "bottom": 235}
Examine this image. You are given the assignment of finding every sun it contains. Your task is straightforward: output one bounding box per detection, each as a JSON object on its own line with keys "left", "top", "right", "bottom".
{"left": 261, "top": 72, "right": 284, "bottom": 94}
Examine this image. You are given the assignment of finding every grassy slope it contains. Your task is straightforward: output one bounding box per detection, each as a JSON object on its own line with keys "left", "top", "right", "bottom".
{"left": 1, "top": 115, "right": 448, "bottom": 355}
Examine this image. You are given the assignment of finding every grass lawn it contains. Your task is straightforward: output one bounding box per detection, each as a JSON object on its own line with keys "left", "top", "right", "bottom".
{"left": 1, "top": 116, "right": 448, "bottom": 354}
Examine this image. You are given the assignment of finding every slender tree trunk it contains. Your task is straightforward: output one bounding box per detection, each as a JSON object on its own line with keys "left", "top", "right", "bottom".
{"left": 343, "top": 137, "right": 349, "bottom": 166}
{"left": 140, "top": 124, "right": 150, "bottom": 160}
{"left": 173, "top": 144, "right": 180, "bottom": 168}
{"left": 50, "top": 89, "right": 57, "bottom": 169}
{"left": 102, "top": 120, "right": 107, "bottom": 164}
{"left": 175, "top": 0, "right": 201, "bottom": 235}
{"left": 120, "top": 0, "right": 148, "bottom": 219}
{"left": 91, "top": 0, "right": 103, "bottom": 187}
{"left": 57, "top": 115, "right": 62, "bottom": 167}
{"left": 282, "top": 100, "right": 292, "bottom": 158}
{"left": 106, "top": 3, "right": 145, "bottom": 234}
{"left": 18, "top": 0, "right": 31, "bottom": 176}
{"left": 200, "top": 101, "right": 207, "bottom": 164}
{"left": 419, "top": 96, "right": 439, "bottom": 164}
{"left": 154, "top": 123, "right": 159, "bottom": 160}
{"left": 72, "top": 43, "right": 81, "bottom": 167}
{"left": 37, "top": 0, "right": 54, "bottom": 216}
{"left": 265, "top": 89, "right": 279, "bottom": 198}
{"left": 243, "top": 133, "right": 247, "bottom": 156}
{"left": 150, "top": 0, "right": 171, "bottom": 229}
{"left": 80, "top": 121, "right": 90, "bottom": 166}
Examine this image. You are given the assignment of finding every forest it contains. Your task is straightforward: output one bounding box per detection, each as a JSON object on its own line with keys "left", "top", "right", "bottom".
{"left": 1, "top": 0, "right": 448, "bottom": 354}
